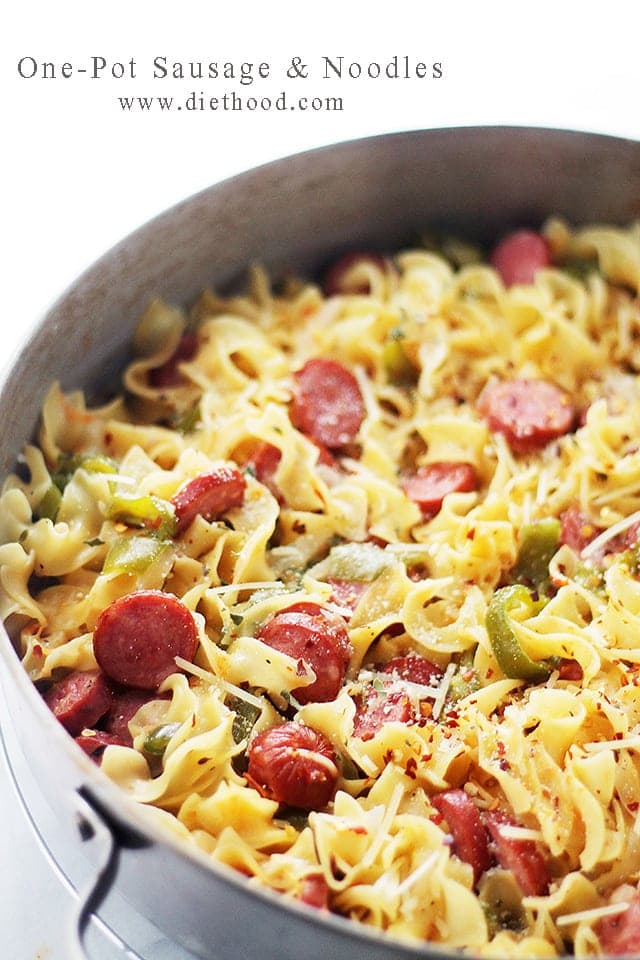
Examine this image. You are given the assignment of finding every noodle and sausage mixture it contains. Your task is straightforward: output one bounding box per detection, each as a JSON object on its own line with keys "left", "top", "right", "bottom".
{"left": 2, "top": 220, "right": 640, "bottom": 958}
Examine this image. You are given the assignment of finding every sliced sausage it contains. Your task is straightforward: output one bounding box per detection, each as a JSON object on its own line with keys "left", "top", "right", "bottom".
{"left": 431, "top": 789, "right": 493, "bottom": 884}
{"left": 43, "top": 670, "right": 112, "bottom": 736}
{"left": 382, "top": 654, "right": 443, "bottom": 686}
{"left": 299, "top": 875, "right": 330, "bottom": 910}
{"left": 490, "top": 230, "right": 551, "bottom": 287}
{"left": 247, "top": 722, "right": 338, "bottom": 810}
{"left": 484, "top": 810, "right": 550, "bottom": 896}
{"left": 290, "top": 358, "right": 365, "bottom": 449}
{"left": 352, "top": 685, "right": 412, "bottom": 742}
{"left": 171, "top": 466, "right": 246, "bottom": 534}
{"left": 247, "top": 442, "right": 282, "bottom": 500}
{"left": 103, "top": 687, "right": 169, "bottom": 745}
{"left": 149, "top": 333, "right": 198, "bottom": 388}
{"left": 557, "top": 659, "right": 583, "bottom": 682}
{"left": 478, "top": 379, "right": 575, "bottom": 454}
{"left": 595, "top": 893, "right": 640, "bottom": 957}
{"left": 75, "top": 730, "right": 129, "bottom": 759}
{"left": 93, "top": 590, "right": 198, "bottom": 690}
{"left": 325, "top": 578, "right": 369, "bottom": 615}
{"left": 559, "top": 505, "right": 601, "bottom": 552}
{"left": 401, "top": 462, "right": 478, "bottom": 517}
{"left": 322, "top": 251, "right": 388, "bottom": 297}
{"left": 257, "top": 602, "right": 352, "bottom": 704}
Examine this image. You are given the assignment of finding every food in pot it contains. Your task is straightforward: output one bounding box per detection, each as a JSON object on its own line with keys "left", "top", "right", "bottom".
{"left": 1, "top": 218, "right": 640, "bottom": 957}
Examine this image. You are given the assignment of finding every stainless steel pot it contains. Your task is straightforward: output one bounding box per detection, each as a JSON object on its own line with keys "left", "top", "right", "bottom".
{"left": 1, "top": 127, "right": 639, "bottom": 960}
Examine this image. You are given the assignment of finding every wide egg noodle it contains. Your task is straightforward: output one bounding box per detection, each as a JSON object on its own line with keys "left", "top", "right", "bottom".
{"left": 2, "top": 220, "right": 640, "bottom": 958}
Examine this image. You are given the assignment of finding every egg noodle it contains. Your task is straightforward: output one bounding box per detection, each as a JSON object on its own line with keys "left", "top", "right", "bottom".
{"left": 2, "top": 219, "right": 640, "bottom": 958}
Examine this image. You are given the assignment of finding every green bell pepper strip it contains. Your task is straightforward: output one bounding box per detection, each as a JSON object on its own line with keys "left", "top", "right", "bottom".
{"left": 511, "top": 518, "right": 560, "bottom": 592}
{"left": 35, "top": 483, "right": 63, "bottom": 522}
{"left": 231, "top": 699, "right": 262, "bottom": 745}
{"left": 143, "top": 722, "right": 182, "bottom": 756}
{"left": 486, "top": 584, "right": 551, "bottom": 683}
{"left": 382, "top": 335, "right": 416, "bottom": 385}
{"left": 106, "top": 493, "right": 177, "bottom": 539}
{"left": 103, "top": 536, "right": 172, "bottom": 575}
{"left": 52, "top": 453, "right": 118, "bottom": 492}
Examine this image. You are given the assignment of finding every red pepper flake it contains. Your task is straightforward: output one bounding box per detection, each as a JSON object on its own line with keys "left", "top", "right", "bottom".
{"left": 405, "top": 757, "right": 418, "bottom": 780}
{"left": 382, "top": 749, "right": 394, "bottom": 765}
{"left": 496, "top": 740, "right": 506, "bottom": 758}
{"left": 350, "top": 825, "right": 368, "bottom": 835}
{"left": 32, "top": 644, "right": 43, "bottom": 658}
{"left": 628, "top": 801, "right": 639, "bottom": 812}
{"left": 421, "top": 753, "right": 432, "bottom": 763}
{"left": 615, "top": 732, "right": 624, "bottom": 740}
{"left": 498, "top": 759, "right": 510, "bottom": 771}
{"left": 466, "top": 528, "right": 476, "bottom": 540}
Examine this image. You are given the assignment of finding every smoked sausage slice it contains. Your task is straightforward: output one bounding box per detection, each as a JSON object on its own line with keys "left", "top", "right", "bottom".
{"left": 382, "top": 654, "right": 443, "bottom": 686}
{"left": 171, "top": 466, "right": 246, "bottom": 534}
{"left": 401, "top": 462, "right": 478, "bottom": 517}
{"left": 93, "top": 590, "right": 198, "bottom": 690}
{"left": 595, "top": 893, "right": 640, "bottom": 957}
{"left": 247, "top": 722, "right": 338, "bottom": 810}
{"left": 44, "top": 669, "right": 112, "bottom": 736}
{"left": 484, "top": 810, "right": 550, "bottom": 896}
{"left": 75, "top": 730, "right": 128, "bottom": 758}
{"left": 322, "top": 251, "right": 387, "bottom": 297}
{"left": 103, "top": 686, "right": 169, "bottom": 745}
{"left": 149, "top": 333, "right": 198, "bottom": 388}
{"left": 290, "top": 358, "right": 365, "bottom": 449}
{"left": 352, "top": 685, "right": 412, "bottom": 742}
{"left": 490, "top": 230, "right": 551, "bottom": 287}
{"left": 478, "top": 379, "right": 575, "bottom": 454}
{"left": 432, "top": 789, "right": 492, "bottom": 884}
{"left": 257, "top": 602, "right": 352, "bottom": 704}
{"left": 559, "top": 505, "right": 601, "bottom": 552}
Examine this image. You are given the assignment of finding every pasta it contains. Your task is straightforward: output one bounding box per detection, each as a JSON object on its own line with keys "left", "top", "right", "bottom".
{"left": 2, "top": 219, "right": 640, "bottom": 958}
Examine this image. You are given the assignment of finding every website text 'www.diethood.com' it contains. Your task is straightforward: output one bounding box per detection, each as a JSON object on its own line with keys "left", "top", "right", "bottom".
{"left": 117, "top": 89, "right": 343, "bottom": 113}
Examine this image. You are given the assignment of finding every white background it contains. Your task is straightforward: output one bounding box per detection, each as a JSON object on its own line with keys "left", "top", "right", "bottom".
{"left": 2, "top": 1, "right": 640, "bottom": 957}
{"left": 5, "top": 0, "right": 640, "bottom": 362}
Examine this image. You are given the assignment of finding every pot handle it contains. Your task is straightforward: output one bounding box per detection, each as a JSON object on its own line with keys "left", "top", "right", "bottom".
{"left": 68, "top": 789, "right": 142, "bottom": 960}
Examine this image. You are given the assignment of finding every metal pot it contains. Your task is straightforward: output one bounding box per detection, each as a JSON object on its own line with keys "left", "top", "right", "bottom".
{"left": 1, "top": 127, "right": 639, "bottom": 960}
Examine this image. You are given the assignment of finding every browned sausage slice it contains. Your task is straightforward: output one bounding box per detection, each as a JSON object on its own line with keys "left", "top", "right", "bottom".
{"left": 325, "top": 578, "right": 369, "bottom": 615}
{"left": 247, "top": 442, "right": 282, "bottom": 501}
{"left": 352, "top": 685, "right": 412, "bottom": 742}
{"left": 102, "top": 687, "right": 169, "bottom": 745}
{"left": 490, "top": 230, "right": 551, "bottom": 287}
{"left": 149, "top": 333, "right": 198, "bottom": 388}
{"left": 257, "top": 602, "right": 352, "bottom": 704}
{"left": 171, "top": 466, "right": 246, "bottom": 534}
{"left": 431, "top": 789, "right": 492, "bottom": 884}
{"left": 247, "top": 722, "right": 338, "bottom": 810}
{"left": 290, "top": 358, "right": 365, "bottom": 449}
{"left": 559, "top": 505, "right": 601, "bottom": 552}
{"left": 401, "top": 462, "right": 478, "bottom": 517}
{"left": 75, "top": 729, "right": 129, "bottom": 759}
{"left": 595, "top": 893, "right": 640, "bottom": 957}
{"left": 44, "top": 670, "right": 112, "bottom": 736}
{"left": 93, "top": 590, "right": 198, "bottom": 690}
{"left": 382, "top": 654, "right": 443, "bottom": 686}
{"left": 479, "top": 379, "right": 575, "bottom": 454}
{"left": 484, "top": 810, "right": 550, "bottom": 896}
{"left": 322, "top": 251, "right": 388, "bottom": 297}
{"left": 299, "top": 875, "right": 329, "bottom": 910}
